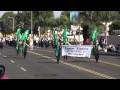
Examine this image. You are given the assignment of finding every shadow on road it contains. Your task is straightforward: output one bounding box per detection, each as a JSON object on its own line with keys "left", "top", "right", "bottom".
{"left": 36, "top": 58, "right": 49, "bottom": 60}
{"left": 37, "top": 61, "right": 56, "bottom": 64}
{"left": 3, "top": 55, "right": 24, "bottom": 59}
{"left": 33, "top": 74, "right": 57, "bottom": 77}
{"left": 66, "top": 60, "right": 95, "bottom": 64}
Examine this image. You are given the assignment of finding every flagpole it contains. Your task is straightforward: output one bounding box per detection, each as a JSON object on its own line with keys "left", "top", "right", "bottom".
{"left": 30, "top": 11, "right": 33, "bottom": 50}
{"left": 90, "top": 11, "right": 93, "bottom": 45}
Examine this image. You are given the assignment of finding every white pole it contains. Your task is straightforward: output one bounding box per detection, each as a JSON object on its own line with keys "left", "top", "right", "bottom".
{"left": 30, "top": 11, "right": 33, "bottom": 50}
{"left": 31, "top": 11, "right": 33, "bottom": 35}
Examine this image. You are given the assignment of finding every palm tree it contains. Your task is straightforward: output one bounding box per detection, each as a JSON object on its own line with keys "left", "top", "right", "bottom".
{"left": 93, "top": 11, "right": 118, "bottom": 47}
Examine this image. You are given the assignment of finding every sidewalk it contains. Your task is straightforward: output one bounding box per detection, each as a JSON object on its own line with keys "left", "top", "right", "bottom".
{"left": 99, "top": 50, "right": 120, "bottom": 56}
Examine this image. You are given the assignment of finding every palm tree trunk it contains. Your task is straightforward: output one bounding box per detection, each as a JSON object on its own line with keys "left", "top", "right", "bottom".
{"left": 105, "top": 22, "right": 107, "bottom": 48}
{"left": 89, "top": 11, "right": 93, "bottom": 45}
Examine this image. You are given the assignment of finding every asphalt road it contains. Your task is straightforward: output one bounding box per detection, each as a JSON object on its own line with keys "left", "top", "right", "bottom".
{"left": 0, "top": 45, "right": 120, "bottom": 79}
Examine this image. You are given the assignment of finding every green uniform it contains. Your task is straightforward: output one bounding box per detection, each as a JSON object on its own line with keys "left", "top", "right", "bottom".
{"left": 93, "top": 42, "right": 99, "bottom": 63}
{"left": 55, "top": 44, "right": 61, "bottom": 63}
{"left": 93, "top": 44, "right": 99, "bottom": 55}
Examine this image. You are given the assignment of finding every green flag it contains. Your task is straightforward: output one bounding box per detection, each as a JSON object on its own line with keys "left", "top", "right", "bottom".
{"left": 53, "top": 28, "right": 58, "bottom": 44}
{"left": 91, "top": 25, "right": 97, "bottom": 42}
{"left": 63, "top": 25, "right": 67, "bottom": 45}
{"left": 20, "top": 29, "right": 30, "bottom": 41}
{"left": 15, "top": 28, "right": 21, "bottom": 53}
{"left": 16, "top": 28, "right": 21, "bottom": 36}
{"left": 63, "top": 25, "right": 67, "bottom": 39}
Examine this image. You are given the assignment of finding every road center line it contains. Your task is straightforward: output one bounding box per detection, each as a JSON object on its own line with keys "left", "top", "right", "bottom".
{"left": 10, "top": 60, "right": 15, "bottom": 63}
{"left": 20, "top": 67, "right": 27, "bottom": 72}
{"left": 28, "top": 50, "right": 116, "bottom": 79}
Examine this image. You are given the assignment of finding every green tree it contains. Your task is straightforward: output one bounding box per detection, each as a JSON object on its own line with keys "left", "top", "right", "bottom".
{"left": 94, "top": 11, "right": 119, "bottom": 46}
{"left": 1, "top": 11, "right": 16, "bottom": 34}
{"left": 60, "top": 11, "right": 70, "bottom": 28}
{"left": 109, "top": 21, "right": 120, "bottom": 35}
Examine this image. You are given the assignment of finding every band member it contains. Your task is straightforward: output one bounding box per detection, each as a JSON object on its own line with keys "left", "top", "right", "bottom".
{"left": 93, "top": 39, "right": 99, "bottom": 63}
{"left": 22, "top": 40, "right": 27, "bottom": 59}
{"left": 55, "top": 41, "right": 61, "bottom": 64}
{"left": 0, "top": 38, "right": 3, "bottom": 49}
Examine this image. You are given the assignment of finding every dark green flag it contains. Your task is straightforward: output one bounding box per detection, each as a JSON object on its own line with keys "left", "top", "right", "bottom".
{"left": 91, "top": 25, "right": 97, "bottom": 42}
{"left": 20, "top": 29, "right": 30, "bottom": 42}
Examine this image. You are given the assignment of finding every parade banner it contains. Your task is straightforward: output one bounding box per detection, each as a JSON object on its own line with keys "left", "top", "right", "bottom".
{"left": 62, "top": 45, "right": 92, "bottom": 58}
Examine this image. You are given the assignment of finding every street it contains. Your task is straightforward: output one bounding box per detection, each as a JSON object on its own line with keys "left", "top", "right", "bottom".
{"left": 0, "top": 45, "right": 120, "bottom": 79}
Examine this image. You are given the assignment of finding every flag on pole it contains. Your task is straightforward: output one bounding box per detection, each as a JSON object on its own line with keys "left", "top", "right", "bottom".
{"left": 16, "top": 28, "right": 21, "bottom": 38}
{"left": 53, "top": 28, "right": 58, "bottom": 45}
{"left": 63, "top": 24, "right": 67, "bottom": 39}
{"left": 91, "top": 25, "right": 97, "bottom": 42}
{"left": 63, "top": 24, "right": 67, "bottom": 45}
{"left": 20, "top": 29, "right": 30, "bottom": 41}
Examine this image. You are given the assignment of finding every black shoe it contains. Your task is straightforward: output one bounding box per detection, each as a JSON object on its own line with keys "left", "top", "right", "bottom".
{"left": 57, "top": 60, "right": 59, "bottom": 64}
{"left": 57, "top": 61, "right": 59, "bottom": 64}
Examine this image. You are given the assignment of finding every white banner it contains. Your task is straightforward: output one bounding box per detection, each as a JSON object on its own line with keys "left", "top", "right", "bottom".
{"left": 62, "top": 45, "right": 92, "bottom": 58}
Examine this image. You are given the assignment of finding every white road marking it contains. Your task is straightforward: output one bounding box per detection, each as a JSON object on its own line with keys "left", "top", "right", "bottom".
{"left": 17, "top": 65, "right": 19, "bottom": 67}
{"left": 3, "top": 56, "right": 7, "bottom": 58}
{"left": 10, "top": 60, "right": 15, "bottom": 63}
{"left": 20, "top": 67, "right": 27, "bottom": 72}
{"left": 0, "top": 53, "right": 1, "bottom": 54}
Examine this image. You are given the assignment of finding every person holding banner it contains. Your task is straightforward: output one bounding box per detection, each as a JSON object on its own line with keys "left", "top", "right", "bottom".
{"left": 93, "top": 39, "right": 100, "bottom": 63}
{"left": 63, "top": 39, "right": 69, "bottom": 60}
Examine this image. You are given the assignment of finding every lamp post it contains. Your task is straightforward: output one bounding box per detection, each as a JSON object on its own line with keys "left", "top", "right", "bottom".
{"left": 30, "top": 11, "right": 33, "bottom": 50}
{"left": 8, "top": 16, "right": 14, "bottom": 33}
{"left": 31, "top": 11, "right": 33, "bottom": 36}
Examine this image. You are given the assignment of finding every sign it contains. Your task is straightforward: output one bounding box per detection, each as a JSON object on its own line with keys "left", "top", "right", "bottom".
{"left": 73, "top": 31, "right": 76, "bottom": 35}
{"left": 62, "top": 45, "right": 92, "bottom": 58}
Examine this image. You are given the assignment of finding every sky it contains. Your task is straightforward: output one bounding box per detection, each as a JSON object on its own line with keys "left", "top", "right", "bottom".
{"left": 0, "top": 11, "right": 62, "bottom": 18}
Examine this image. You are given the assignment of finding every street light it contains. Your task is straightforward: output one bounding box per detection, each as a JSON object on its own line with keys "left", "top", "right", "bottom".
{"left": 30, "top": 11, "right": 33, "bottom": 50}
{"left": 31, "top": 11, "right": 33, "bottom": 35}
{"left": 8, "top": 16, "right": 15, "bottom": 33}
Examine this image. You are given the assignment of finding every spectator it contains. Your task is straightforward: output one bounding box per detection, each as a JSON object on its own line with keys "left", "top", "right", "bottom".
{"left": 93, "top": 39, "right": 100, "bottom": 63}
{"left": 99, "top": 37, "right": 105, "bottom": 49}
